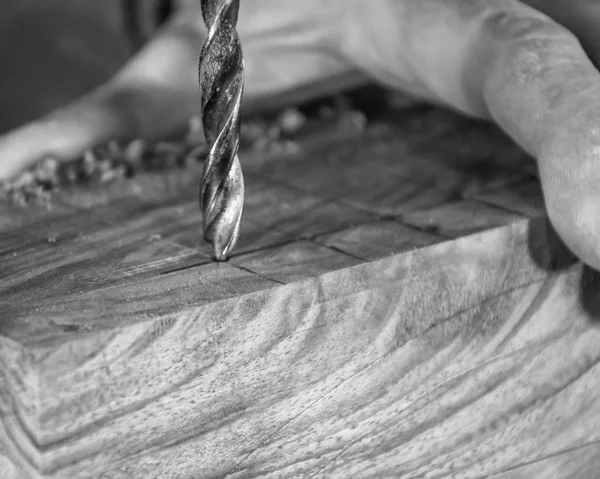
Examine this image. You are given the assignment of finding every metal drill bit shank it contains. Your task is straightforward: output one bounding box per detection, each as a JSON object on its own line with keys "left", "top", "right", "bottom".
{"left": 199, "top": 0, "right": 245, "bottom": 261}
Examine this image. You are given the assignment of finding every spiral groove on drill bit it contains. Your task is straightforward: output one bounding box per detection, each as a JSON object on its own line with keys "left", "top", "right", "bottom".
{"left": 198, "top": 0, "right": 245, "bottom": 261}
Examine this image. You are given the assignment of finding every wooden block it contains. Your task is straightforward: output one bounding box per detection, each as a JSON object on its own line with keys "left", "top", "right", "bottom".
{"left": 409, "top": 122, "right": 535, "bottom": 195}
{"left": 231, "top": 240, "right": 363, "bottom": 284}
{"left": 253, "top": 140, "right": 459, "bottom": 216}
{"left": 242, "top": 102, "right": 470, "bottom": 176}
{"left": 0, "top": 199, "right": 73, "bottom": 232}
{"left": 1, "top": 100, "right": 593, "bottom": 478}
{"left": 175, "top": 213, "right": 292, "bottom": 257}
{"left": 242, "top": 174, "right": 375, "bottom": 238}
{"left": 169, "top": 175, "right": 375, "bottom": 256}
{"left": 402, "top": 199, "right": 526, "bottom": 238}
{"left": 314, "top": 220, "right": 444, "bottom": 260}
{"left": 249, "top": 117, "right": 533, "bottom": 218}
{"left": 489, "top": 441, "right": 600, "bottom": 478}
{"left": 2, "top": 261, "right": 277, "bottom": 346}
{"left": 250, "top": 123, "right": 460, "bottom": 205}
{"left": 3, "top": 218, "right": 599, "bottom": 478}
{"left": 56, "top": 162, "right": 204, "bottom": 210}
{"left": 374, "top": 102, "right": 471, "bottom": 140}
{"left": 342, "top": 178, "right": 457, "bottom": 217}
{"left": 418, "top": 120, "right": 533, "bottom": 173}
{"left": 0, "top": 202, "right": 208, "bottom": 306}
{"left": 476, "top": 180, "right": 546, "bottom": 218}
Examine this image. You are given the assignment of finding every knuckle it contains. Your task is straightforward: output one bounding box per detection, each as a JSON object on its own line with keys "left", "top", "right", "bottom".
{"left": 482, "top": 8, "right": 559, "bottom": 43}
{"left": 480, "top": 7, "right": 578, "bottom": 83}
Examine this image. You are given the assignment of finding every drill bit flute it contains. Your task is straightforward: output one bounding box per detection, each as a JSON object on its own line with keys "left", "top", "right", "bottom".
{"left": 198, "top": 0, "right": 245, "bottom": 261}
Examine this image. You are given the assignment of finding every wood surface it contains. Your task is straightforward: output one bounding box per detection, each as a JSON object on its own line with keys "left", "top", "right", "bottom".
{"left": 2, "top": 98, "right": 600, "bottom": 478}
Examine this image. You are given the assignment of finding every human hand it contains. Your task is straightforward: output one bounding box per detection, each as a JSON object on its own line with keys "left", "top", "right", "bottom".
{"left": 333, "top": 0, "right": 600, "bottom": 270}
{"left": 0, "top": 0, "right": 365, "bottom": 181}
{"left": 2, "top": 0, "right": 600, "bottom": 272}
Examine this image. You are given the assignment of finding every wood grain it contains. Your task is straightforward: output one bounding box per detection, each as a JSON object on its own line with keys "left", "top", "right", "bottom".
{"left": 401, "top": 199, "right": 525, "bottom": 238}
{"left": 2, "top": 98, "right": 598, "bottom": 478}
{"left": 475, "top": 180, "right": 546, "bottom": 219}
{"left": 490, "top": 441, "right": 600, "bottom": 478}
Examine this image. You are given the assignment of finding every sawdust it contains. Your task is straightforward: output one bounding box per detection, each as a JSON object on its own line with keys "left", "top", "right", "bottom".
{"left": 0, "top": 117, "right": 209, "bottom": 206}
{"left": 1, "top": 91, "right": 374, "bottom": 207}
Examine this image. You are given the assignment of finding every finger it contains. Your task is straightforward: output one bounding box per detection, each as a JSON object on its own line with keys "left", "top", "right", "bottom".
{"left": 239, "top": 0, "right": 367, "bottom": 113}
{"left": 0, "top": 88, "right": 125, "bottom": 181}
{"left": 521, "top": 0, "right": 600, "bottom": 67}
{"left": 0, "top": 8, "right": 204, "bottom": 181}
{"left": 337, "top": 0, "right": 600, "bottom": 269}
{"left": 114, "top": 1, "right": 366, "bottom": 123}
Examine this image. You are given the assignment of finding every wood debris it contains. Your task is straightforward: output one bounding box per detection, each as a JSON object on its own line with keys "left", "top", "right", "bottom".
{"left": 1, "top": 92, "right": 373, "bottom": 206}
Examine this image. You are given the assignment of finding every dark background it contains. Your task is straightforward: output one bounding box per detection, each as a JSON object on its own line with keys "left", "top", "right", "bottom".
{"left": 0, "top": 0, "right": 135, "bottom": 133}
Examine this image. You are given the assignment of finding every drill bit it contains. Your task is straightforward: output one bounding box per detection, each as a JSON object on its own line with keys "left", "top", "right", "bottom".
{"left": 198, "top": 0, "right": 245, "bottom": 261}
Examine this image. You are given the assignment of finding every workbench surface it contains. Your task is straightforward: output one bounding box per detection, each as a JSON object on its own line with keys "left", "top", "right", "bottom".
{"left": 2, "top": 99, "right": 600, "bottom": 478}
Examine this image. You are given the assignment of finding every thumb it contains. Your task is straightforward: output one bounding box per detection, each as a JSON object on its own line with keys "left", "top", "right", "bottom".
{"left": 0, "top": 0, "right": 367, "bottom": 181}
{"left": 0, "top": 83, "right": 201, "bottom": 181}
{"left": 0, "top": 88, "right": 129, "bottom": 180}
{"left": 0, "top": 7, "right": 204, "bottom": 181}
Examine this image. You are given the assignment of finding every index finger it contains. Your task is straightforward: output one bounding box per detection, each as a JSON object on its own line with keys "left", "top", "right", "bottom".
{"left": 337, "top": 0, "right": 600, "bottom": 268}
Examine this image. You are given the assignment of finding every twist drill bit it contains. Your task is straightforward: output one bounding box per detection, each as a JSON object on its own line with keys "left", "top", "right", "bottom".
{"left": 198, "top": 0, "right": 245, "bottom": 261}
